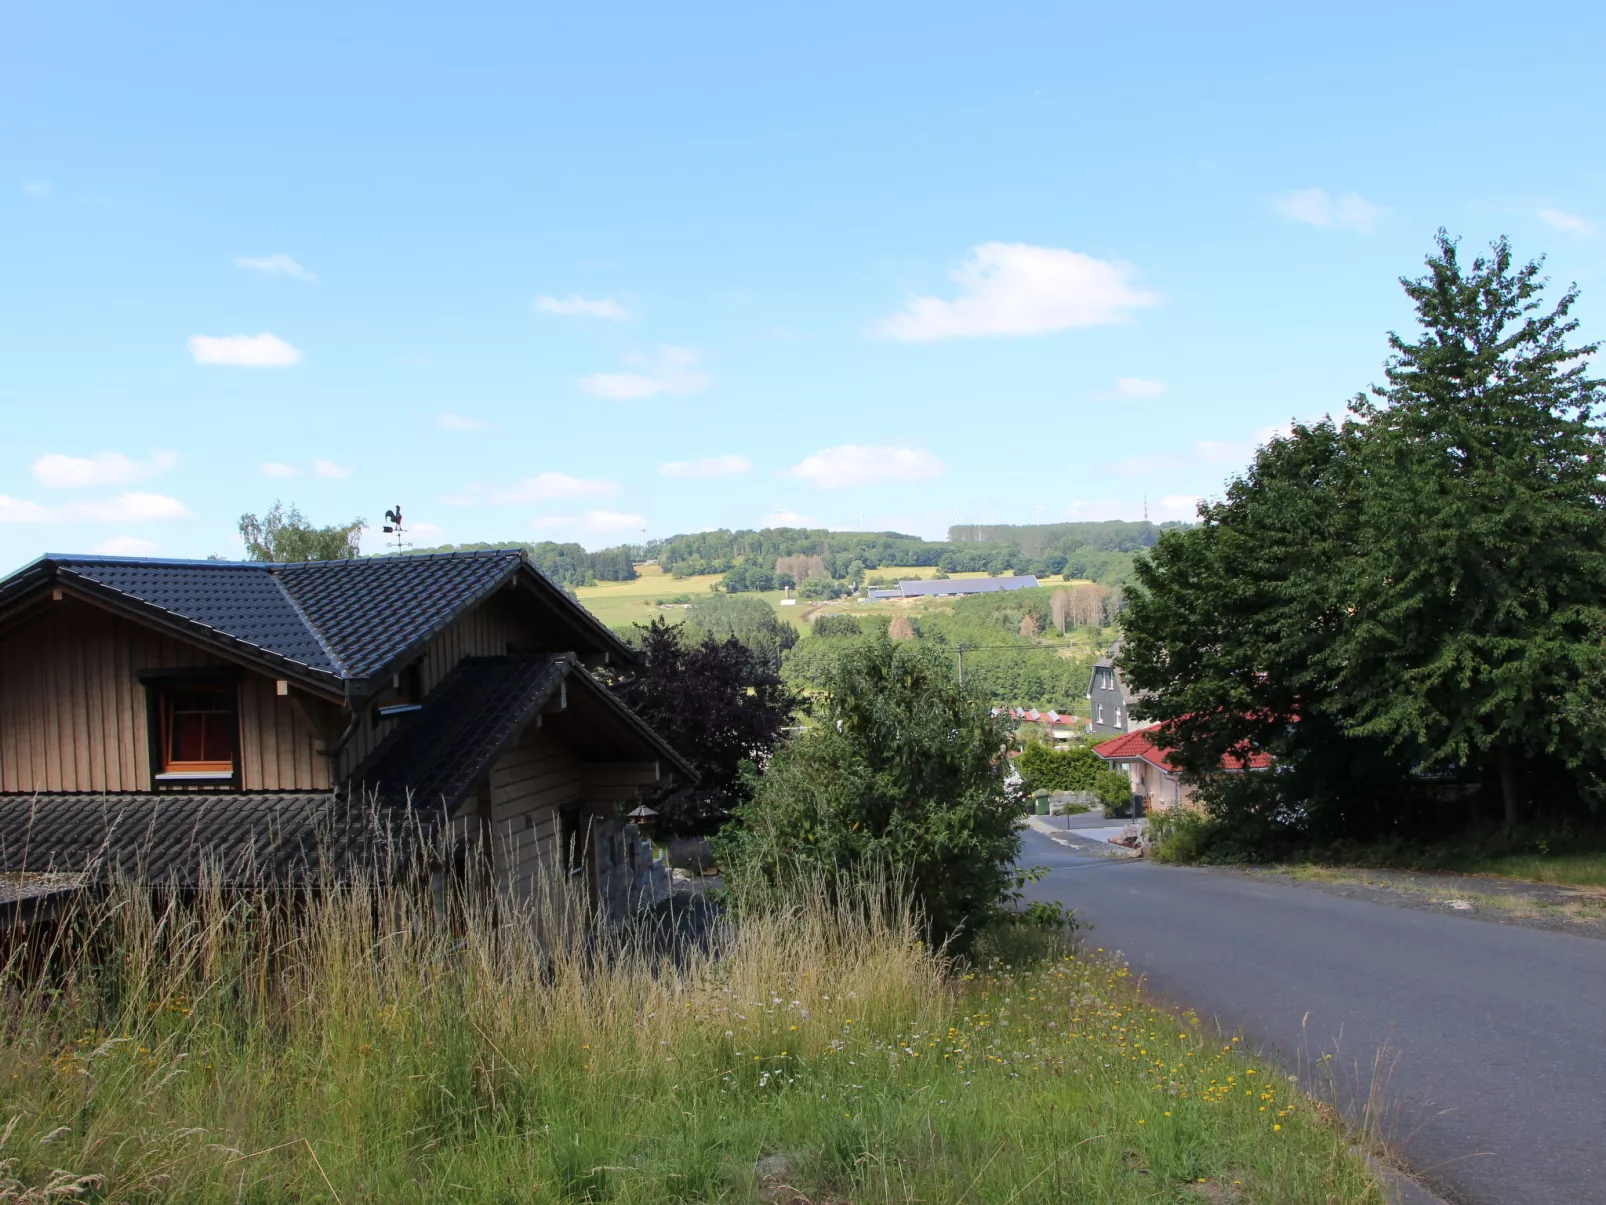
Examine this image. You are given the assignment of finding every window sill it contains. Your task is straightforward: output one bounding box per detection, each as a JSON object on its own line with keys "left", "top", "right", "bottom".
{"left": 155, "top": 771, "right": 235, "bottom": 782}
{"left": 377, "top": 704, "right": 423, "bottom": 718}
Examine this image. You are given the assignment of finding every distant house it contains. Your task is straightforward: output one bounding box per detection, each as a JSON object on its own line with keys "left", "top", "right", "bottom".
{"left": 0, "top": 551, "right": 694, "bottom": 923}
{"left": 875, "top": 576, "right": 1039, "bottom": 599}
{"left": 1094, "top": 724, "right": 1273, "bottom": 815}
{"left": 1086, "top": 648, "right": 1141, "bottom": 736}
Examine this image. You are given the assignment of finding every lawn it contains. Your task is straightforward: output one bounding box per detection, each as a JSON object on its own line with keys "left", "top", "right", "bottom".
{"left": 1415, "top": 849, "right": 1606, "bottom": 888}
{"left": 0, "top": 882, "right": 1385, "bottom": 1203}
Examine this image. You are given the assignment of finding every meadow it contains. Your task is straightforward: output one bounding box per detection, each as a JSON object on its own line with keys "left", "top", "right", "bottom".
{"left": 0, "top": 878, "right": 1386, "bottom": 1203}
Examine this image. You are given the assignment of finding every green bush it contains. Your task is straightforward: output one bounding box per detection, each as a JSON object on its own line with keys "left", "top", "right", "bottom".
{"left": 1016, "top": 742, "right": 1132, "bottom": 809}
{"left": 811, "top": 614, "right": 863, "bottom": 638}
{"left": 718, "top": 635, "right": 1019, "bottom": 948}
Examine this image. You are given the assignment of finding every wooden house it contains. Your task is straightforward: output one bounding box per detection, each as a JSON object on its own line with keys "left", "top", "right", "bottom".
{"left": 0, "top": 550, "right": 693, "bottom": 920}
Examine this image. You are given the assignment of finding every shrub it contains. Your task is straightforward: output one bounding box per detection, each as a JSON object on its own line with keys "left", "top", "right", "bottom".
{"left": 719, "top": 636, "right": 1019, "bottom": 948}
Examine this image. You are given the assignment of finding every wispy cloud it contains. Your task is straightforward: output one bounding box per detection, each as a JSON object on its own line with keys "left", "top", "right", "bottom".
{"left": 658, "top": 454, "right": 751, "bottom": 478}
{"left": 536, "top": 294, "right": 630, "bottom": 320}
{"left": 436, "top": 411, "right": 493, "bottom": 431}
{"left": 33, "top": 450, "right": 178, "bottom": 488}
{"left": 189, "top": 332, "right": 303, "bottom": 367}
{"left": 235, "top": 253, "right": 317, "bottom": 282}
{"left": 21, "top": 178, "right": 51, "bottom": 199}
{"left": 787, "top": 445, "right": 944, "bottom": 489}
{"left": 578, "top": 346, "right": 710, "bottom": 399}
{"left": 1114, "top": 377, "right": 1167, "bottom": 399}
{"left": 1272, "top": 188, "right": 1384, "bottom": 233}
{"left": 313, "top": 459, "right": 351, "bottom": 479}
{"left": 1105, "top": 437, "right": 1259, "bottom": 478}
{"left": 529, "top": 510, "right": 646, "bottom": 535}
{"left": 260, "top": 462, "right": 299, "bottom": 478}
{"left": 445, "top": 473, "right": 617, "bottom": 507}
{"left": 764, "top": 509, "right": 817, "bottom": 528}
{"left": 1538, "top": 207, "right": 1595, "bottom": 236}
{"left": 870, "top": 243, "right": 1158, "bottom": 342}
{"left": 91, "top": 535, "right": 161, "bottom": 555}
{"left": 0, "top": 492, "right": 190, "bottom": 523}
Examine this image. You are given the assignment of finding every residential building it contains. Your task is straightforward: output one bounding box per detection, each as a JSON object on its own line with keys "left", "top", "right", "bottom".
{"left": 1086, "top": 648, "right": 1140, "bottom": 735}
{"left": 0, "top": 551, "right": 693, "bottom": 922}
{"left": 1094, "top": 724, "right": 1274, "bottom": 815}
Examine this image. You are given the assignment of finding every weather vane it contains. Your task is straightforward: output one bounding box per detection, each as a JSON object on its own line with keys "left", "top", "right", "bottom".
{"left": 382, "top": 504, "right": 408, "bottom": 552}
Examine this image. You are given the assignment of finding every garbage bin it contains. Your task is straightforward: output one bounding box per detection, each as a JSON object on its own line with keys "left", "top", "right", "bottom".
{"left": 1033, "top": 790, "right": 1051, "bottom": 815}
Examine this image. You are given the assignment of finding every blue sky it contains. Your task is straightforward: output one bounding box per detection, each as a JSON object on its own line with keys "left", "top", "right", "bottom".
{"left": 3, "top": 1, "right": 1603, "bottom": 568}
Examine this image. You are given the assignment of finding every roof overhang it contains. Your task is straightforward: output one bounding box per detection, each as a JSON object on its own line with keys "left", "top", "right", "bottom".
{"left": 0, "top": 561, "right": 348, "bottom": 702}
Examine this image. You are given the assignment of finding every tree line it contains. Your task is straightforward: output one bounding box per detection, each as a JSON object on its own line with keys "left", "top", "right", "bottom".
{"left": 1122, "top": 233, "right": 1606, "bottom": 853}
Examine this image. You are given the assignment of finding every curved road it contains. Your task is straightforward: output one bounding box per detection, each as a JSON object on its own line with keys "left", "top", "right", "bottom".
{"left": 1017, "top": 828, "right": 1606, "bottom": 1205}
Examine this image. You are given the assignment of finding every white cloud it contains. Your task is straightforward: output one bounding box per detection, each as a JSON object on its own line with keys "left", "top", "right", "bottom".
{"left": 787, "top": 445, "right": 944, "bottom": 489}
{"left": 1114, "top": 377, "right": 1167, "bottom": 399}
{"left": 260, "top": 462, "right": 299, "bottom": 478}
{"left": 870, "top": 242, "right": 1158, "bottom": 342}
{"left": 764, "top": 509, "right": 817, "bottom": 527}
{"left": 32, "top": 450, "right": 177, "bottom": 488}
{"left": 581, "top": 509, "right": 646, "bottom": 533}
{"left": 436, "top": 411, "right": 493, "bottom": 431}
{"left": 313, "top": 459, "right": 351, "bottom": 479}
{"left": 235, "top": 254, "right": 316, "bottom": 282}
{"left": 1538, "top": 207, "right": 1595, "bottom": 236}
{"left": 658, "top": 454, "right": 752, "bottom": 478}
{"left": 578, "top": 346, "right": 711, "bottom": 399}
{"left": 1272, "top": 188, "right": 1384, "bottom": 233}
{"left": 535, "top": 294, "right": 630, "bottom": 320}
{"left": 80, "top": 493, "right": 191, "bottom": 521}
{"left": 91, "top": 535, "right": 160, "bottom": 555}
{"left": 22, "top": 178, "right": 51, "bottom": 199}
{"left": 528, "top": 515, "right": 576, "bottom": 530}
{"left": 189, "top": 332, "right": 303, "bottom": 367}
{"left": 492, "top": 473, "right": 618, "bottom": 504}
{"left": 0, "top": 492, "right": 190, "bottom": 523}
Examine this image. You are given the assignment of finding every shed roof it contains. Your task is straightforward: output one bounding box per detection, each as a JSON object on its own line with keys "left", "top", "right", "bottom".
{"left": 896, "top": 575, "right": 1039, "bottom": 597}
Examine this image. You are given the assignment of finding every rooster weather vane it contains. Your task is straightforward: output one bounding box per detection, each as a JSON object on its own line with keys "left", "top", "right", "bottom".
{"left": 382, "top": 505, "right": 408, "bottom": 552}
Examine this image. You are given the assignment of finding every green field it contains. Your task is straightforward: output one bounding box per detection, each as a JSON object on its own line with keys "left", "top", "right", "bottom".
{"left": 574, "top": 564, "right": 1096, "bottom": 637}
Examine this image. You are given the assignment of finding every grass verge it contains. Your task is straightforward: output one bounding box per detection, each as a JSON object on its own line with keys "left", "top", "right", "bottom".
{"left": 0, "top": 880, "right": 1383, "bottom": 1203}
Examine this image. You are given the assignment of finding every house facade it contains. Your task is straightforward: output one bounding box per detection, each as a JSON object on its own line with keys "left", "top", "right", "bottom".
{"left": 0, "top": 550, "right": 692, "bottom": 920}
{"left": 1086, "top": 649, "right": 1140, "bottom": 736}
{"left": 1094, "top": 724, "right": 1274, "bottom": 816}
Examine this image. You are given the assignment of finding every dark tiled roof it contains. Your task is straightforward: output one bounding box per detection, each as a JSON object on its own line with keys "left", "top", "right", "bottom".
{"left": 55, "top": 559, "right": 343, "bottom": 673}
{"left": 347, "top": 655, "right": 568, "bottom": 814}
{"left": 275, "top": 554, "right": 520, "bottom": 680}
{"left": 0, "top": 792, "right": 422, "bottom": 886}
{"left": 0, "top": 550, "right": 632, "bottom": 689}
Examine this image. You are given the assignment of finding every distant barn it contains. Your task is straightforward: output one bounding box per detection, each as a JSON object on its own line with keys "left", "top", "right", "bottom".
{"left": 870, "top": 575, "right": 1040, "bottom": 599}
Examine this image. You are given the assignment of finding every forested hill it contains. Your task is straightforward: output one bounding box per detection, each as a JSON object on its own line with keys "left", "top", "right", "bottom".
{"left": 646, "top": 520, "right": 1171, "bottom": 582}
{"left": 409, "top": 519, "right": 1175, "bottom": 588}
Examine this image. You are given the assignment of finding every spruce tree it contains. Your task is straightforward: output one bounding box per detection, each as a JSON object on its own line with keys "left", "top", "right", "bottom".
{"left": 1339, "top": 233, "right": 1606, "bottom": 829}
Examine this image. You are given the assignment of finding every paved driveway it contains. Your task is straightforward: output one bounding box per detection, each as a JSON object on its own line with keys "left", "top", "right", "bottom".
{"left": 1017, "top": 828, "right": 1606, "bottom": 1205}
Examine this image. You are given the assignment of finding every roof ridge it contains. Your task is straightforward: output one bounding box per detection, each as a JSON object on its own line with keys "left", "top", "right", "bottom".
{"left": 266, "top": 569, "right": 350, "bottom": 678}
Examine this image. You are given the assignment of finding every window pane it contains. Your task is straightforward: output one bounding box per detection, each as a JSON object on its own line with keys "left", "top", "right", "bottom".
{"left": 201, "top": 714, "right": 233, "bottom": 762}
{"left": 171, "top": 712, "right": 209, "bottom": 762}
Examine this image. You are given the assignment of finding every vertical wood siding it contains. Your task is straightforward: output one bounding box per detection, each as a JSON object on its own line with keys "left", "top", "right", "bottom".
{"left": 483, "top": 721, "right": 581, "bottom": 901}
{"left": 0, "top": 600, "right": 329, "bottom": 793}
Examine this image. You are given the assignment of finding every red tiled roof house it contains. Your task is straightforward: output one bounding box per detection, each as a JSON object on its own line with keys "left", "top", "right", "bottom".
{"left": 1093, "top": 724, "right": 1272, "bottom": 814}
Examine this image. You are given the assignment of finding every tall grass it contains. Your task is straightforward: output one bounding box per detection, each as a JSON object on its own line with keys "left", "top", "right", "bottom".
{"left": 0, "top": 868, "right": 1384, "bottom": 1203}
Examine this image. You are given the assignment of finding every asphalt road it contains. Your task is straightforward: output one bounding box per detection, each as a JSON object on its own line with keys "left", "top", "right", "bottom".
{"left": 1017, "top": 827, "right": 1606, "bottom": 1205}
